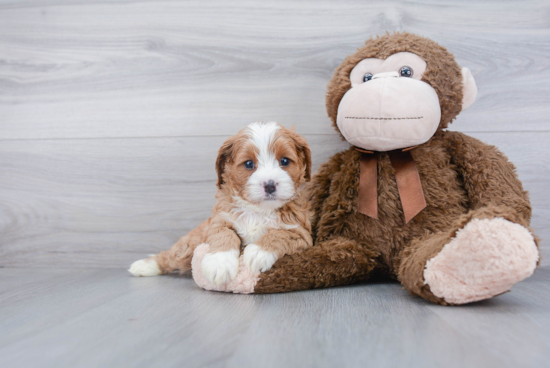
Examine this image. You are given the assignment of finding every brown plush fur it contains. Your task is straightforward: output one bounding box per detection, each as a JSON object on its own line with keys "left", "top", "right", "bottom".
{"left": 253, "top": 33, "right": 538, "bottom": 304}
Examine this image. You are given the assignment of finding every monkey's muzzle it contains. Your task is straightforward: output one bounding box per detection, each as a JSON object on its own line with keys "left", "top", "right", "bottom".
{"left": 336, "top": 71, "right": 441, "bottom": 151}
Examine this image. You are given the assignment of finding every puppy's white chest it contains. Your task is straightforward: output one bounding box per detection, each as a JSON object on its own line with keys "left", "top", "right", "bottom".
{"left": 230, "top": 209, "right": 279, "bottom": 245}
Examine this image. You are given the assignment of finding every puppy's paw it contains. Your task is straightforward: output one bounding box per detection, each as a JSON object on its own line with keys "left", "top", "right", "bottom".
{"left": 128, "top": 258, "right": 161, "bottom": 277}
{"left": 201, "top": 249, "right": 240, "bottom": 286}
{"left": 243, "top": 244, "right": 278, "bottom": 273}
{"left": 192, "top": 244, "right": 260, "bottom": 294}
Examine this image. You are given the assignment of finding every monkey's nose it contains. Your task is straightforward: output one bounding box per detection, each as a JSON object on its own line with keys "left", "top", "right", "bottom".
{"left": 264, "top": 180, "right": 276, "bottom": 194}
{"left": 372, "top": 71, "right": 399, "bottom": 80}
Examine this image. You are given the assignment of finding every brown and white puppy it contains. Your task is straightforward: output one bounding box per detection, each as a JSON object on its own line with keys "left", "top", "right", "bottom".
{"left": 128, "top": 122, "right": 313, "bottom": 286}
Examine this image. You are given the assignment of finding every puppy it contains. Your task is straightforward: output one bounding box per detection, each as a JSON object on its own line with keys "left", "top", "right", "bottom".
{"left": 129, "top": 122, "right": 313, "bottom": 286}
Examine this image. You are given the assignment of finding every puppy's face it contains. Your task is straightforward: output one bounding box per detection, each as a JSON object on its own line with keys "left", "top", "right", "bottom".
{"left": 216, "top": 122, "right": 312, "bottom": 210}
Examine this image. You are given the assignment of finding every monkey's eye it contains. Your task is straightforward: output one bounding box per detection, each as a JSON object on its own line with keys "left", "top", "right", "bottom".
{"left": 399, "top": 66, "right": 413, "bottom": 77}
{"left": 363, "top": 73, "right": 373, "bottom": 82}
{"left": 244, "top": 160, "right": 255, "bottom": 170}
{"left": 280, "top": 157, "right": 290, "bottom": 167}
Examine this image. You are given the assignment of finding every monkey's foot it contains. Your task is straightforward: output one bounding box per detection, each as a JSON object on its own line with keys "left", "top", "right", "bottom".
{"left": 424, "top": 218, "right": 538, "bottom": 304}
{"left": 192, "top": 244, "right": 260, "bottom": 294}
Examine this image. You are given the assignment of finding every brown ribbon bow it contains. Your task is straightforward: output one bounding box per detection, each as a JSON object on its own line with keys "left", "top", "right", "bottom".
{"left": 356, "top": 147, "right": 426, "bottom": 224}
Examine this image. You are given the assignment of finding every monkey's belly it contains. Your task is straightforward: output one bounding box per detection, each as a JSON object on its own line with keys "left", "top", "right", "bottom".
{"left": 319, "top": 165, "right": 469, "bottom": 274}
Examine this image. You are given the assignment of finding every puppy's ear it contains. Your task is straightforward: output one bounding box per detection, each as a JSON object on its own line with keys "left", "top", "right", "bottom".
{"left": 216, "top": 136, "right": 236, "bottom": 189}
{"left": 291, "top": 131, "right": 312, "bottom": 182}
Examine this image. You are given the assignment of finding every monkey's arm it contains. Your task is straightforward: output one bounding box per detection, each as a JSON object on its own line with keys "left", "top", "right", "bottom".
{"left": 445, "top": 131, "right": 532, "bottom": 224}
{"left": 253, "top": 236, "right": 380, "bottom": 293}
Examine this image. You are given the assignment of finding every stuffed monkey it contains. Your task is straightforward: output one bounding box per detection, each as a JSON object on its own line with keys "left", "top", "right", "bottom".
{"left": 194, "top": 32, "right": 539, "bottom": 305}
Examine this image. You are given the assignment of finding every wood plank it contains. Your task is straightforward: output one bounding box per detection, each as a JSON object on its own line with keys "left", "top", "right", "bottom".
{"left": 0, "top": 0, "right": 549, "bottom": 140}
{"left": 228, "top": 267, "right": 550, "bottom": 368}
{"left": 0, "top": 269, "right": 261, "bottom": 367}
{"left": 0, "top": 267, "right": 549, "bottom": 367}
{"left": 427, "top": 269, "right": 550, "bottom": 368}
{"left": 0, "top": 131, "right": 547, "bottom": 268}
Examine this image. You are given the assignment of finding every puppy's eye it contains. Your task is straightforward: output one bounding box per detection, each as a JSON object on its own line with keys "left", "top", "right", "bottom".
{"left": 399, "top": 66, "right": 413, "bottom": 77}
{"left": 363, "top": 73, "right": 373, "bottom": 82}
{"left": 280, "top": 157, "right": 290, "bottom": 167}
{"left": 244, "top": 160, "right": 255, "bottom": 170}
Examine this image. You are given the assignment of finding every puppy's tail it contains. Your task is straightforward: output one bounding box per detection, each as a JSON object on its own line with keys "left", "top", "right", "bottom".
{"left": 128, "top": 236, "right": 194, "bottom": 277}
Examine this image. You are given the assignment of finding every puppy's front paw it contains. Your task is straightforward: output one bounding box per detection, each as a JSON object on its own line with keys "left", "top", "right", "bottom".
{"left": 243, "top": 244, "right": 278, "bottom": 273}
{"left": 128, "top": 258, "right": 161, "bottom": 277}
{"left": 201, "top": 249, "right": 240, "bottom": 286}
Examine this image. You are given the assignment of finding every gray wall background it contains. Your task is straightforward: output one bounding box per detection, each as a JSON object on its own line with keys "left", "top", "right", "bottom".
{"left": 1, "top": 0, "right": 548, "bottom": 268}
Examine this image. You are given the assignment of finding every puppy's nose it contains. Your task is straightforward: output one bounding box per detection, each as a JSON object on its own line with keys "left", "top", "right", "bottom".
{"left": 264, "top": 180, "right": 276, "bottom": 194}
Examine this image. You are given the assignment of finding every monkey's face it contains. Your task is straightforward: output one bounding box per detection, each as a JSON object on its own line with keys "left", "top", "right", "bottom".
{"left": 337, "top": 52, "right": 441, "bottom": 151}
{"left": 327, "top": 33, "right": 478, "bottom": 152}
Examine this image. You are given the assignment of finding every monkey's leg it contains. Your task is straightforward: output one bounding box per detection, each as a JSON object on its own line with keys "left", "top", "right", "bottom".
{"left": 398, "top": 206, "right": 539, "bottom": 305}
{"left": 191, "top": 237, "right": 382, "bottom": 294}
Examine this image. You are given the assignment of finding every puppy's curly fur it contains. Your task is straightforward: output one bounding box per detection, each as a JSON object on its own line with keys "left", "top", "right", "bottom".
{"left": 129, "top": 122, "right": 313, "bottom": 286}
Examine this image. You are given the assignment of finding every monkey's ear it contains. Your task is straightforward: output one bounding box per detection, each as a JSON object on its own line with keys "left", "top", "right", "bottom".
{"left": 461, "top": 67, "right": 477, "bottom": 111}
{"left": 216, "top": 136, "right": 236, "bottom": 189}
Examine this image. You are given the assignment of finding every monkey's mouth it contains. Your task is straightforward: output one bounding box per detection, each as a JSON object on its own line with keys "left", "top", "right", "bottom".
{"left": 345, "top": 116, "right": 424, "bottom": 121}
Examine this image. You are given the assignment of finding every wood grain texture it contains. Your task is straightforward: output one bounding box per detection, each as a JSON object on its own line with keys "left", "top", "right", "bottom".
{"left": 0, "top": 0, "right": 549, "bottom": 139}
{"left": 0, "top": 132, "right": 548, "bottom": 267}
{"left": 0, "top": 0, "right": 549, "bottom": 268}
{"left": 1, "top": 267, "right": 549, "bottom": 367}
{"left": 0, "top": 134, "right": 349, "bottom": 267}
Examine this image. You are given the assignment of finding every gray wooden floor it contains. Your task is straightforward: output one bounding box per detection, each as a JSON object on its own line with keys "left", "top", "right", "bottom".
{"left": 1, "top": 1, "right": 550, "bottom": 367}
{"left": 0, "top": 267, "right": 549, "bottom": 368}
